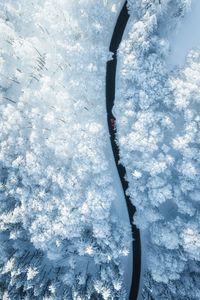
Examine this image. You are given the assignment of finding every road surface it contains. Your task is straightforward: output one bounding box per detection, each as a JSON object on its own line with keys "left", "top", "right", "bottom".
{"left": 106, "top": 2, "right": 141, "bottom": 299}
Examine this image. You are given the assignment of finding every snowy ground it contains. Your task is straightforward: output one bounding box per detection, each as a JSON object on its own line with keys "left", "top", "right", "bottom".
{"left": 167, "top": 0, "right": 200, "bottom": 69}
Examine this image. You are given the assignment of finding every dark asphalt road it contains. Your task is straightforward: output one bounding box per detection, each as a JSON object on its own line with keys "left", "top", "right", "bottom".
{"left": 106, "top": 2, "right": 141, "bottom": 300}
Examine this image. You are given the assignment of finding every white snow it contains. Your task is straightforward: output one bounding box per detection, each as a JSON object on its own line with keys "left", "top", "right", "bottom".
{"left": 0, "top": 1, "right": 133, "bottom": 298}
{"left": 2, "top": 0, "right": 200, "bottom": 299}
{"left": 115, "top": 0, "right": 200, "bottom": 298}
{"left": 167, "top": 0, "right": 200, "bottom": 69}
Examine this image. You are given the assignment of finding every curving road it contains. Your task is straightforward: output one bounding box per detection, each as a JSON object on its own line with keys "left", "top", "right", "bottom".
{"left": 106, "top": 2, "right": 141, "bottom": 300}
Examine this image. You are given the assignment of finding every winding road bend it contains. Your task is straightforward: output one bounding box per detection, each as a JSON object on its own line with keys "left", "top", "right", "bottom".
{"left": 106, "top": 2, "right": 141, "bottom": 299}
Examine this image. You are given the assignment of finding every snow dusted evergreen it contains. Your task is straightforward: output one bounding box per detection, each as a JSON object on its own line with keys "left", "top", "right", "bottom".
{"left": 0, "top": 1, "right": 131, "bottom": 299}
{"left": 0, "top": 0, "right": 200, "bottom": 299}
{"left": 115, "top": 0, "right": 200, "bottom": 299}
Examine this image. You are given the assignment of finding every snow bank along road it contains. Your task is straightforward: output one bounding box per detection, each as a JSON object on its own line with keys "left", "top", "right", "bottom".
{"left": 106, "top": 2, "right": 141, "bottom": 300}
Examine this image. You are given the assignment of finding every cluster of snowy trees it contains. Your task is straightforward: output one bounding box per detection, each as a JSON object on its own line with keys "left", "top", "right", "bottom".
{"left": 115, "top": 0, "right": 200, "bottom": 299}
{"left": 0, "top": 1, "right": 132, "bottom": 299}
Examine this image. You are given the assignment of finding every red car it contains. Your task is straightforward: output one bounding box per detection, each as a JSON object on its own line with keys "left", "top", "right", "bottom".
{"left": 110, "top": 118, "right": 116, "bottom": 128}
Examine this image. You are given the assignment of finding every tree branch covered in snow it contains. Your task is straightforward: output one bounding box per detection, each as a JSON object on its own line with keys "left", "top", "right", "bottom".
{"left": 0, "top": 1, "right": 132, "bottom": 299}
{"left": 115, "top": 0, "right": 199, "bottom": 298}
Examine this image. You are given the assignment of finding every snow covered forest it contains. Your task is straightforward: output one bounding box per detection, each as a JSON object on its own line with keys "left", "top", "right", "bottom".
{"left": 0, "top": 0, "right": 199, "bottom": 299}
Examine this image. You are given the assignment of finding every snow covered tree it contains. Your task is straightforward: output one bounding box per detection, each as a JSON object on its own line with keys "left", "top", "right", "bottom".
{"left": 115, "top": 0, "right": 200, "bottom": 298}
{"left": 0, "top": 1, "right": 132, "bottom": 299}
